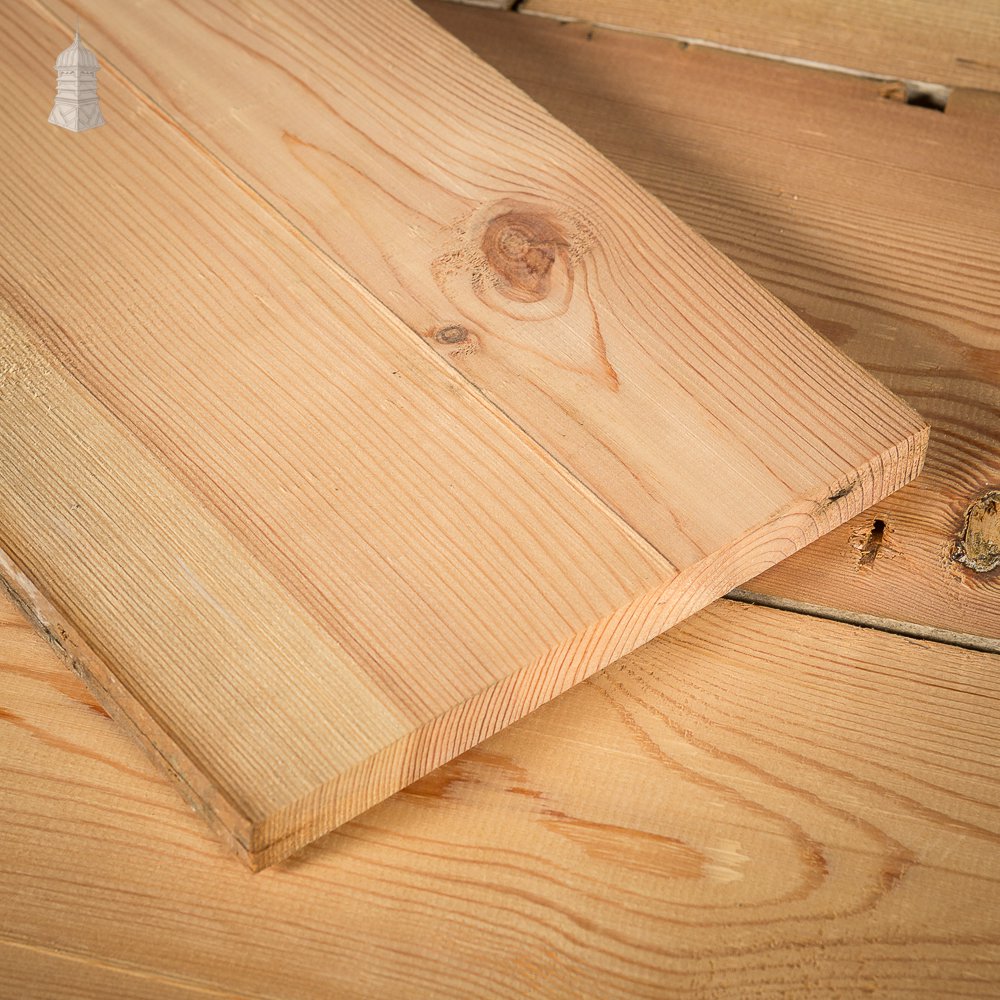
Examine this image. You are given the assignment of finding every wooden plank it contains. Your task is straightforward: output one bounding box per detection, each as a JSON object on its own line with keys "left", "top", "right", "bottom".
{"left": 0, "top": 2, "right": 926, "bottom": 869}
{"left": 37, "top": 0, "right": 927, "bottom": 574}
{"left": 426, "top": 1, "right": 1000, "bottom": 640}
{"left": 4, "top": 590, "right": 1000, "bottom": 997}
{"left": 1, "top": 2, "right": 671, "bottom": 869}
{"left": 518, "top": 0, "right": 1000, "bottom": 92}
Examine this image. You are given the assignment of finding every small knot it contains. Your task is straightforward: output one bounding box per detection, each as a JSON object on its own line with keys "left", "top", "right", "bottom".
{"left": 434, "top": 325, "right": 470, "bottom": 345}
{"left": 952, "top": 489, "right": 1000, "bottom": 573}
{"left": 428, "top": 324, "right": 479, "bottom": 359}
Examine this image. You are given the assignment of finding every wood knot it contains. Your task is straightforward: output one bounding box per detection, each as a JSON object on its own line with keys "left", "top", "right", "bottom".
{"left": 429, "top": 199, "right": 618, "bottom": 387}
{"left": 427, "top": 324, "right": 479, "bottom": 358}
{"left": 952, "top": 489, "right": 1000, "bottom": 573}
{"left": 481, "top": 211, "right": 568, "bottom": 304}
{"left": 434, "top": 325, "right": 470, "bottom": 345}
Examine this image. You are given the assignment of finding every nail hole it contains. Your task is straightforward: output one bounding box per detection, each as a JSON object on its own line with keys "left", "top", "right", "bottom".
{"left": 881, "top": 81, "right": 950, "bottom": 112}
{"left": 858, "top": 518, "right": 886, "bottom": 567}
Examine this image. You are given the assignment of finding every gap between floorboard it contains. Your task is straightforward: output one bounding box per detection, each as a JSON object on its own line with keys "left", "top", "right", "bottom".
{"left": 445, "top": 0, "right": 955, "bottom": 104}
{"left": 725, "top": 589, "right": 1000, "bottom": 655}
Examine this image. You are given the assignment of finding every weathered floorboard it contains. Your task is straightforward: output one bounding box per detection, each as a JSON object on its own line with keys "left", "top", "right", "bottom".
{"left": 3, "top": 590, "right": 1000, "bottom": 998}
{"left": 518, "top": 0, "right": 1000, "bottom": 91}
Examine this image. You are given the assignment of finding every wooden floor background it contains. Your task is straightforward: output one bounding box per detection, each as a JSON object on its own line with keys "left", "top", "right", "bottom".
{"left": 2, "top": 0, "right": 999, "bottom": 996}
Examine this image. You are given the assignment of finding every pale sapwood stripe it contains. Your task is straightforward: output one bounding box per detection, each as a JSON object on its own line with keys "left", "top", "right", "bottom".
{"left": 0, "top": 314, "right": 409, "bottom": 821}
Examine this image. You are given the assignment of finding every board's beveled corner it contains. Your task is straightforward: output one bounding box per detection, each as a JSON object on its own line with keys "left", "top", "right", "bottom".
{"left": 906, "top": 419, "right": 932, "bottom": 482}
{"left": 859, "top": 407, "right": 930, "bottom": 505}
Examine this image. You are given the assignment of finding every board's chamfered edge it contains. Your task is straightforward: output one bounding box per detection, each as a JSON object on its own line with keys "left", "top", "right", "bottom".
{"left": 0, "top": 422, "right": 927, "bottom": 870}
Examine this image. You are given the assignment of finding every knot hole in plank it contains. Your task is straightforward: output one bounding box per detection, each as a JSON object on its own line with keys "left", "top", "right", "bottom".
{"left": 951, "top": 489, "right": 1000, "bottom": 574}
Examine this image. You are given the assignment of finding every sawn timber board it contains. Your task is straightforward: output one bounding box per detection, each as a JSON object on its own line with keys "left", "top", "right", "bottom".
{"left": 0, "top": 0, "right": 927, "bottom": 869}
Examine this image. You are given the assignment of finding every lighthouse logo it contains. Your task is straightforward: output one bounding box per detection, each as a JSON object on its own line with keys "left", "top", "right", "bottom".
{"left": 49, "top": 32, "right": 105, "bottom": 132}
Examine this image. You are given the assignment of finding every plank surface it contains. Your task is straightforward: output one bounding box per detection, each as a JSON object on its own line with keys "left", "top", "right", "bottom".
{"left": 0, "top": 1, "right": 926, "bottom": 868}
{"left": 426, "top": 1, "right": 1000, "bottom": 640}
{"left": 0, "top": 944, "right": 200, "bottom": 1000}
{"left": 4, "top": 589, "right": 1000, "bottom": 998}
{"left": 41, "top": 0, "right": 925, "bottom": 571}
{"left": 518, "top": 0, "right": 1000, "bottom": 92}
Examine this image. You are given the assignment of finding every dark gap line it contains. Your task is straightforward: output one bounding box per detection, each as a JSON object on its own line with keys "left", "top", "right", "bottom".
{"left": 726, "top": 588, "right": 1000, "bottom": 656}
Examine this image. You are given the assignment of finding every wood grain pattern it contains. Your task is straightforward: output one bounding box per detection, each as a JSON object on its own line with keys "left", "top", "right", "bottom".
{"left": 0, "top": 1, "right": 926, "bottom": 868}
{"left": 518, "top": 0, "right": 1000, "bottom": 91}
{"left": 4, "top": 589, "right": 1000, "bottom": 998}
{"left": 426, "top": 1, "right": 1000, "bottom": 640}
{"left": 39, "top": 0, "right": 926, "bottom": 571}
{"left": 0, "top": 0, "right": 668, "bottom": 867}
{"left": 0, "top": 944, "right": 198, "bottom": 1000}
